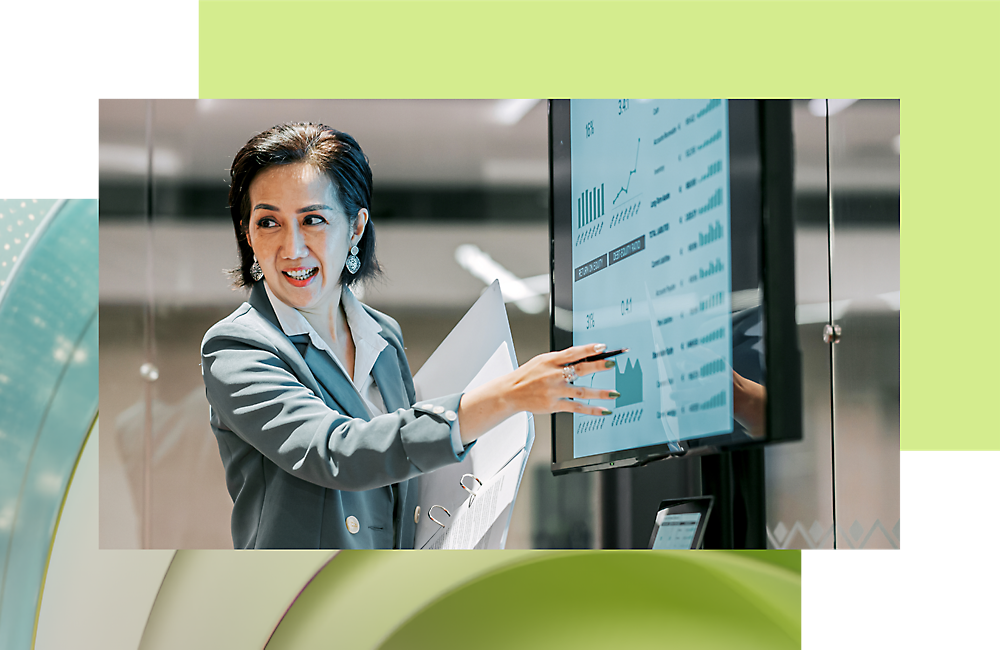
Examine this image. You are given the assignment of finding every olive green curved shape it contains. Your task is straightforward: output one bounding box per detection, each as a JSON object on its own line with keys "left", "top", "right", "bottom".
{"left": 383, "top": 552, "right": 798, "bottom": 650}
{"left": 0, "top": 200, "right": 99, "bottom": 650}
{"left": 267, "top": 551, "right": 798, "bottom": 650}
{"left": 266, "top": 552, "right": 523, "bottom": 649}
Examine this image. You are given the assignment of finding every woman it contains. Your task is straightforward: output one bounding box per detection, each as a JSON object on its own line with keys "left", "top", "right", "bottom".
{"left": 201, "top": 122, "right": 617, "bottom": 549}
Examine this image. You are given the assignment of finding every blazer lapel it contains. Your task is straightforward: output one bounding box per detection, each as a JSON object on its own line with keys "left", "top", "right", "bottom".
{"left": 287, "top": 333, "right": 311, "bottom": 359}
{"left": 371, "top": 346, "right": 409, "bottom": 412}
{"left": 302, "top": 344, "right": 372, "bottom": 420}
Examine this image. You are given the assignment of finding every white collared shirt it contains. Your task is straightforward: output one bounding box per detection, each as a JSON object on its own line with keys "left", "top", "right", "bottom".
{"left": 264, "top": 281, "right": 388, "bottom": 417}
{"left": 263, "top": 282, "right": 463, "bottom": 453}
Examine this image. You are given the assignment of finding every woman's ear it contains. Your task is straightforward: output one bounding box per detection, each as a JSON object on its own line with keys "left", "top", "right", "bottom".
{"left": 353, "top": 208, "right": 369, "bottom": 244}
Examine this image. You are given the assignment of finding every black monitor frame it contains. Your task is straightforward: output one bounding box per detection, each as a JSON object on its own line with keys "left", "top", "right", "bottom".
{"left": 548, "top": 99, "right": 801, "bottom": 475}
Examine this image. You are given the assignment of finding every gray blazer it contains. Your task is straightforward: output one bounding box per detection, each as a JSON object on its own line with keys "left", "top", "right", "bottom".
{"left": 201, "top": 283, "right": 468, "bottom": 549}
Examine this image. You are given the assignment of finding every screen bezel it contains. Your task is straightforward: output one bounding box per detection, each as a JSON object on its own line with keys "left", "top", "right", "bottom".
{"left": 548, "top": 99, "right": 801, "bottom": 475}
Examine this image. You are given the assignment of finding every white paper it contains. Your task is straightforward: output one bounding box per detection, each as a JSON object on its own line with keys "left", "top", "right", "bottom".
{"left": 412, "top": 280, "right": 534, "bottom": 549}
{"left": 412, "top": 281, "right": 517, "bottom": 399}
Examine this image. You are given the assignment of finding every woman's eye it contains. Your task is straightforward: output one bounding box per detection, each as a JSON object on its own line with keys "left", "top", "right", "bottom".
{"left": 256, "top": 217, "right": 278, "bottom": 228}
{"left": 303, "top": 215, "right": 327, "bottom": 226}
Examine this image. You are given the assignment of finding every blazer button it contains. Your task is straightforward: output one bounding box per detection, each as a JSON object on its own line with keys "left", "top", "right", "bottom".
{"left": 444, "top": 410, "right": 457, "bottom": 422}
{"left": 433, "top": 405, "right": 445, "bottom": 414}
{"left": 414, "top": 506, "right": 421, "bottom": 524}
{"left": 346, "top": 515, "right": 360, "bottom": 534}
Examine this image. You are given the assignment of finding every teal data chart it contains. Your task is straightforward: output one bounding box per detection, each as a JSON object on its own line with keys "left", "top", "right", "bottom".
{"left": 570, "top": 100, "right": 734, "bottom": 459}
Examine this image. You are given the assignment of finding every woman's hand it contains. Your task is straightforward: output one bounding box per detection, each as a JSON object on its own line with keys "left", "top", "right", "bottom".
{"left": 456, "top": 343, "right": 618, "bottom": 445}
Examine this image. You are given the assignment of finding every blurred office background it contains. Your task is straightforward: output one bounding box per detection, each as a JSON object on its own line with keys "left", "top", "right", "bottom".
{"left": 98, "top": 99, "right": 898, "bottom": 550}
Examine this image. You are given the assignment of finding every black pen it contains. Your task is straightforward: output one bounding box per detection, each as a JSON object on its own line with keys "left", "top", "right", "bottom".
{"left": 570, "top": 348, "right": 629, "bottom": 366}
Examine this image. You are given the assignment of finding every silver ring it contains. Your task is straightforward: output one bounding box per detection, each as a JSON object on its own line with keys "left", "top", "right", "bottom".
{"left": 460, "top": 474, "right": 483, "bottom": 505}
{"left": 562, "top": 365, "right": 579, "bottom": 384}
{"left": 428, "top": 505, "right": 451, "bottom": 528}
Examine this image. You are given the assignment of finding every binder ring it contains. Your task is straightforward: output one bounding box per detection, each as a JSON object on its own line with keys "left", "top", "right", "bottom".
{"left": 428, "top": 504, "right": 451, "bottom": 528}
{"left": 460, "top": 474, "right": 483, "bottom": 505}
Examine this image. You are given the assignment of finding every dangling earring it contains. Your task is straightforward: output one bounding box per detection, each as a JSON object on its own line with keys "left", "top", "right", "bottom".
{"left": 345, "top": 243, "right": 361, "bottom": 275}
{"left": 250, "top": 256, "right": 263, "bottom": 282}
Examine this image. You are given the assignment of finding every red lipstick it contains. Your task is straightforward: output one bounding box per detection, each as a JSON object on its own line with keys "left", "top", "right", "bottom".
{"left": 281, "top": 267, "right": 318, "bottom": 288}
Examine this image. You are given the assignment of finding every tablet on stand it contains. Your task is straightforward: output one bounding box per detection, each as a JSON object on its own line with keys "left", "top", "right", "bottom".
{"left": 648, "top": 496, "right": 714, "bottom": 550}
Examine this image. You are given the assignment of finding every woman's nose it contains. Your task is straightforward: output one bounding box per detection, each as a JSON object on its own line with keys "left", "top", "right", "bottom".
{"left": 283, "top": 223, "right": 308, "bottom": 259}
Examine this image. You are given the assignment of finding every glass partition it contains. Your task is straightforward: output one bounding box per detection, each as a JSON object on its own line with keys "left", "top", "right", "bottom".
{"left": 828, "top": 100, "right": 900, "bottom": 548}
{"left": 764, "top": 99, "right": 899, "bottom": 549}
{"left": 763, "top": 104, "right": 835, "bottom": 549}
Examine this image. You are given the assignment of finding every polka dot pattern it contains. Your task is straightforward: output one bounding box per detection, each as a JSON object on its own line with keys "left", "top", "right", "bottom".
{"left": 0, "top": 199, "right": 58, "bottom": 288}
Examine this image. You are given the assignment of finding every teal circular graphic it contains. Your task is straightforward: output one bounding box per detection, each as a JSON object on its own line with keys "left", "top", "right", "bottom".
{"left": 0, "top": 200, "right": 99, "bottom": 650}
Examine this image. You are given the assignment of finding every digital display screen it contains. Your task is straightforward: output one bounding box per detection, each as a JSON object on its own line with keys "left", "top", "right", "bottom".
{"left": 651, "top": 512, "right": 703, "bottom": 550}
{"left": 569, "top": 100, "right": 734, "bottom": 459}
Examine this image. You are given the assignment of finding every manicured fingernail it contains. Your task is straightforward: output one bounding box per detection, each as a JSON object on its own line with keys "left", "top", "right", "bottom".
{"left": 602, "top": 409, "right": 613, "bottom": 415}
{"left": 609, "top": 391, "right": 620, "bottom": 398}
{"left": 594, "top": 343, "right": 607, "bottom": 353}
{"left": 605, "top": 360, "right": 616, "bottom": 368}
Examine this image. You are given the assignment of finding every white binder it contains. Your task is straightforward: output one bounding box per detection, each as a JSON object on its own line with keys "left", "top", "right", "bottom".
{"left": 412, "top": 281, "right": 535, "bottom": 549}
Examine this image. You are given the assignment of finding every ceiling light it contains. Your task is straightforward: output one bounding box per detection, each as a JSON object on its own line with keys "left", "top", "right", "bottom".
{"left": 100, "top": 144, "right": 182, "bottom": 177}
{"left": 878, "top": 291, "right": 900, "bottom": 311}
{"left": 492, "top": 99, "right": 541, "bottom": 125}
{"left": 454, "top": 244, "right": 547, "bottom": 314}
{"left": 795, "top": 299, "right": 851, "bottom": 325}
{"left": 481, "top": 159, "right": 548, "bottom": 186}
{"left": 807, "top": 99, "right": 859, "bottom": 117}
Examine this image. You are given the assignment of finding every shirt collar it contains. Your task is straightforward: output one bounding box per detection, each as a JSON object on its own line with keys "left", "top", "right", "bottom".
{"left": 263, "top": 281, "right": 388, "bottom": 386}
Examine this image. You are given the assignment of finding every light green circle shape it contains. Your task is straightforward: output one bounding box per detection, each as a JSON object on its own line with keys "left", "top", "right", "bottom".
{"left": 266, "top": 551, "right": 799, "bottom": 650}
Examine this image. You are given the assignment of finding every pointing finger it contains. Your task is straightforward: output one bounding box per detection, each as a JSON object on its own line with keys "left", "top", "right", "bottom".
{"left": 554, "top": 343, "right": 607, "bottom": 365}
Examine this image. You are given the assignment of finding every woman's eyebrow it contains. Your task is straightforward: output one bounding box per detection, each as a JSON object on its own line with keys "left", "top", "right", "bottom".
{"left": 251, "top": 203, "right": 333, "bottom": 213}
{"left": 297, "top": 204, "right": 333, "bottom": 213}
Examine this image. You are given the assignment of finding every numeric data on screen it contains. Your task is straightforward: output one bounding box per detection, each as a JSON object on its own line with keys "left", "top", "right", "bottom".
{"left": 570, "top": 99, "right": 734, "bottom": 459}
{"left": 651, "top": 512, "right": 703, "bottom": 550}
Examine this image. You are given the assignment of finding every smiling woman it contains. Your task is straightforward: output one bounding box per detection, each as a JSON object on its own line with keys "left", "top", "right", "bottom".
{"left": 244, "top": 163, "right": 369, "bottom": 378}
{"left": 202, "top": 123, "right": 619, "bottom": 549}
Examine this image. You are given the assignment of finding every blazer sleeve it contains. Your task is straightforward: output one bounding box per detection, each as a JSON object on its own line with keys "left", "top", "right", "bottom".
{"left": 201, "top": 321, "right": 469, "bottom": 492}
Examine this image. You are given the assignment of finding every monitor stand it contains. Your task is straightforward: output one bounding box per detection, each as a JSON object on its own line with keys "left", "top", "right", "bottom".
{"left": 700, "top": 447, "right": 767, "bottom": 549}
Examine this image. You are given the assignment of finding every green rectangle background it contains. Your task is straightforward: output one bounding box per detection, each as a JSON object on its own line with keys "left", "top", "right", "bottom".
{"left": 201, "top": 0, "right": 1000, "bottom": 450}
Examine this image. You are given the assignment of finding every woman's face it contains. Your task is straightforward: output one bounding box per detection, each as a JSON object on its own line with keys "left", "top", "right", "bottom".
{"left": 246, "top": 162, "right": 367, "bottom": 312}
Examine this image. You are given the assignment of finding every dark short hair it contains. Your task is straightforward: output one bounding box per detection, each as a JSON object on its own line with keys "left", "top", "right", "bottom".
{"left": 228, "top": 122, "right": 381, "bottom": 289}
